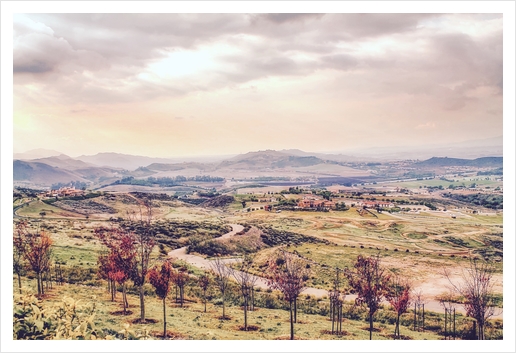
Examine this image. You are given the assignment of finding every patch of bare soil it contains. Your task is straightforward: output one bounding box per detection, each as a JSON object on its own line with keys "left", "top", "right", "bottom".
{"left": 131, "top": 318, "right": 158, "bottom": 324}
{"left": 360, "top": 326, "right": 382, "bottom": 332}
{"left": 150, "top": 330, "right": 186, "bottom": 340}
{"left": 274, "top": 335, "right": 308, "bottom": 340}
{"left": 110, "top": 310, "right": 133, "bottom": 316}
{"left": 217, "top": 315, "right": 233, "bottom": 321}
{"left": 236, "top": 325, "right": 260, "bottom": 331}
{"left": 320, "top": 329, "right": 352, "bottom": 336}
{"left": 380, "top": 333, "right": 413, "bottom": 340}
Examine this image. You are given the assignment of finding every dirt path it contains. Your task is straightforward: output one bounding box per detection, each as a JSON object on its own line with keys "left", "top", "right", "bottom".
{"left": 168, "top": 223, "right": 502, "bottom": 319}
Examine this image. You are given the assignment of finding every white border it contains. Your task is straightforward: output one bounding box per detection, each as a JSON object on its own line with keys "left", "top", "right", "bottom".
{"left": 2, "top": 2, "right": 514, "bottom": 352}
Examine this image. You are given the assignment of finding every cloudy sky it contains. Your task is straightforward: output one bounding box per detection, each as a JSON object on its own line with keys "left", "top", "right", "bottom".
{"left": 13, "top": 13, "right": 503, "bottom": 158}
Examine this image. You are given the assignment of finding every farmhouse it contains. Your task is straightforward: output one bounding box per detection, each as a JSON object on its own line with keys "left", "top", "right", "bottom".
{"left": 44, "top": 186, "right": 84, "bottom": 198}
{"left": 357, "top": 200, "right": 394, "bottom": 209}
{"left": 297, "top": 197, "right": 336, "bottom": 210}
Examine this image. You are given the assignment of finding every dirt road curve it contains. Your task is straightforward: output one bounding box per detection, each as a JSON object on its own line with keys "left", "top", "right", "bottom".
{"left": 168, "top": 224, "right": 502, "bottom": 319}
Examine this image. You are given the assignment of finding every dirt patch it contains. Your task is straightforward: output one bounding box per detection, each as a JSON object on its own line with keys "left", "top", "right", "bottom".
{"left": 150, "top": 330, "right": 186, "bottom": 340}
{"left": 110, "top": 310, "right": 133, "bottom": 316}
{"left": 131, "top": 318, "right": 158, "bottom": 324}
{"left": 217, "top": 315, "right": 233, "bottom": 321}
{"left": 360, "top": 326, "right": 382, "bottom": 332}
{"left": 320, "top": 330, "right": 352, "bottom": 336}
{"left": 236, "top": 324, "right": 260, "bottom": 331}
{"left": 274, "top": 335, "right": 308, "bottom": 340}
{"left": 380, "top": 333, "right": 413, "bottom": 340}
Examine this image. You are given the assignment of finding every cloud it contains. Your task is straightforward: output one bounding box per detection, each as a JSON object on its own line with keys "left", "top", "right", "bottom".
{"left": 13, "top": 13, "right": 503, "bottom": 155}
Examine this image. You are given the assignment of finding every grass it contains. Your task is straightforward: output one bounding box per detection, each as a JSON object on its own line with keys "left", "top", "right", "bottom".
{"left": 12, "top": 191, "right": 503, "bottom": 340}
{"left": 16, "top": 277, "right": 446, "bottom": 340}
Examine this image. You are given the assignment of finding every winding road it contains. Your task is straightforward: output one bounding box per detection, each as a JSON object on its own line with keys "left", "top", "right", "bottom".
{"left": 169, "top": 223, "right": 502, "bottom": 319}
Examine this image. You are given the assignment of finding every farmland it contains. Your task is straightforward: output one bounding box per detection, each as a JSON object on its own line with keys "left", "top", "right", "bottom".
{"left": 12, "top": 171, "right": 504, "bottom": 342}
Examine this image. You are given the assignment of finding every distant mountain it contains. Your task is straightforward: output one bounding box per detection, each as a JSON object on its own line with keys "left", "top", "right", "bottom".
{"left": 416, "top": 156, "right": 503, "bottom": 168}
{"left": 13, "top": 160, "right": 89, "bottom": 185}
{"left": 14, "top": 148, "right": 64, "bottom": 160}
{"left": 75, "top": 153, "right": 179, "bottom": 170}
{"left": 146, "top": 162, "right": 211, "bottom": 172}
{"left": 218, "top": 150, "right": 326, "bottom": 169}
{"left": 30, "top": 154, "right": 97, "bottom": 170}
{"left": 337, "top": 135, "right": 503, "bottom": 160}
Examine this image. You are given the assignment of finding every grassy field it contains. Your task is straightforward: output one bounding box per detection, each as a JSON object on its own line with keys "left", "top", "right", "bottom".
{"left": 12, "top": 190, "right": 503, "bottom": 340}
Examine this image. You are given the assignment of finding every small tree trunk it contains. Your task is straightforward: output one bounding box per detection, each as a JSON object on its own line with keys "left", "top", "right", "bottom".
{"left": 290, "top": 300, "right": 294, "bottom": 340}
{"left": 17, "top": 272, "right": 22, "bottom": 294}
{"left": 139, "top": 284, "right": 145, "bottom": 322}
{"left": 203, "top": 289, "right": 207, "bottom": 313}
{"left": 369, "top": 312, "right": 373, "bottom": 340}
{"left": 330, "top": 300, "right": 334, "bottom": 334}
{"left": 37, "top": 272, "right": 42, "bottom": 296}
{"left": 222, "top": 293, "right": 226, "bottom": 318}
{"left": 122, "top": 283, "right": 127, "bottom": 314}
{"left": 422, "top": 304, "right": 425, "bottom": 331}
{"left": 339, "top": 303, "right": 343, "bottom": 334}
{"left": 163, "top": 297, "right": 167, "bottom": 339}
{"left": 396, "top": 313, "right": 401, "bottom": 338}
{"left": 294, "top": 298, "right": 297, "bottom": 323}
{"left": 244, "top": 295, "right": 248, "bottom": 331}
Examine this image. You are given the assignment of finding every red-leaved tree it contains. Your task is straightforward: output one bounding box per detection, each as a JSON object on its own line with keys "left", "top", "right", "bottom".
{"left": 15, "top": 222, "right": 53, "bottom": 297}
{"left": 386, "top": 276, "right": 411, "bottom": 339}
{"left": 171, "top": 265, "right": 189, "bottom": 307}
{"left": 345, "top": 254, "right": 390, "bottom": 340}
{"left": 148, "top": 260, "right": 174, "bottom": 339}
{"left": 95, "top": 226, "right": 137, "bottom": 314}
{"left": 266, "top": 250, "right": 309, "bottom": 340}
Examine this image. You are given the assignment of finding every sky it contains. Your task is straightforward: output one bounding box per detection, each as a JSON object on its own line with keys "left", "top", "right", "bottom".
{"left": 12, "top": 13, "right": 504, "bottom": 158}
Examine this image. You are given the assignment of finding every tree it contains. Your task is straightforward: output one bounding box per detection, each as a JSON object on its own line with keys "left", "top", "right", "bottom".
{"left": 230, "top": 255, "right": 258, "bottom": 331}
{"left": 345, "top": 254, "right": 390, "bottom": 340}
{"left": 95, "top": 226, "right": 137, "bottom": 314}
{"left": 210, "top": 257, "right": 232, "bottom": 319}
{"left": 198, "top": 273, "right": 211, "bottom": 313}
{"left": 171, "top": 265, "right": 189, "bottom": 307}
{"left": 266, "top": 250, "right": 309, "bottom": 340}
{"left": 16, "top": 222, "right": 53, "bottom": 296}
{"left": 13, "top": 223, "right": 26, "bottom": 293}
{"left": 328, "top": 268, "right": 346, "bottom": 335}
{"left": 127, "top": 200, "right": 156, "bottom": 322}
{"left": 386, "top": 276, "right": 411, "bottom": 339}
{"left": 148, "top": 260, "right": 174, "bottom": 339}
{"left": 444, "top": 258, "right": 498, "bottom": 340}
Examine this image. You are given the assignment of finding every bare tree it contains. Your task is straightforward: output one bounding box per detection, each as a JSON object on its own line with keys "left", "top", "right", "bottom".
{"left": 438, "top": 289, "right": 457, "bottom": 340}
{"left": 266, "top": 250, "right": 310, "bottom": 340}
{"left": 127, "top": 200, "right": 156, "bottom": 322}
{"left": 328, "top": 268, "right": 346, "bottom": 335}
{"left": 210, "top": 257, "right": 232, "bottom": 319}
{"left": 345, "top": 254, "right": 390, "bottom": 340}
{"left": 444, "top": 258, "right": 499, "bottom": 340}
{"left": 13, "top": 222, "right": 26, "bottom": 293}
{"left": 198, "top": 273, "right": 211, "bottom": 313}
{"left": 230, "top": 255, "right": 259, "bottom": 331}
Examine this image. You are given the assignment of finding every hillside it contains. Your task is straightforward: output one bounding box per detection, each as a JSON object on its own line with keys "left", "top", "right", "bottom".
{"left": 13, "top": 160, "right": 89, "bottom": 185}
{"left": 416, "top": 156, "right": 503, "bottom": 168}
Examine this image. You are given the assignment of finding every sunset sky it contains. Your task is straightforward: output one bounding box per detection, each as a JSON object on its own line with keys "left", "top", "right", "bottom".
{"left": 10, "top": 10, "right": 506, "bottom": 158}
